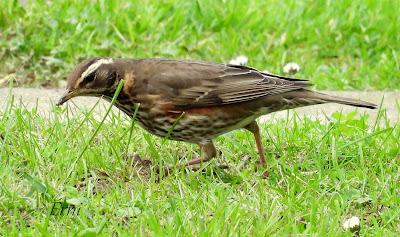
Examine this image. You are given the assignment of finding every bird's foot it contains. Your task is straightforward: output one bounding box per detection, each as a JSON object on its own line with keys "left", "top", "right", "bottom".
{"left": 255, "top": 161, "right": 269, "bottom": 178}
{"left": 189, "top": 163, "right": 230, "bottom": 172}
{"left": 261, "top": 170, "right": 270, "bottom": 178}
{"left": 125, "top": 154, "right": 230, "bottom": 181}
{"left": 237, "top": 155, "right": 269, "bottom": 178}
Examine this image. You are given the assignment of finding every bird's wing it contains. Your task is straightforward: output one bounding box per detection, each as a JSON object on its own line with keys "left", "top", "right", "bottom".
{"left": 142, "top": 60, "right": 311, "bottom": 109}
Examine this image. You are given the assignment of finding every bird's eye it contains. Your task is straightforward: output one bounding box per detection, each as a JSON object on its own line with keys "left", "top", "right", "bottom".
{"left": 84, "top": 72, "right": 96, "bottom": 83}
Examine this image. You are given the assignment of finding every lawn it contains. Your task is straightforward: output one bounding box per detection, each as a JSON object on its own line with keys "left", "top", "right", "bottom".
{"left": 0, "top": 0, "right": 399, "bottom": 89}
{"left": 0, "top": 91, "right": 399, "bottom": 235}
{"left": 0, "top": 0, "right": 399, "bottom": 236}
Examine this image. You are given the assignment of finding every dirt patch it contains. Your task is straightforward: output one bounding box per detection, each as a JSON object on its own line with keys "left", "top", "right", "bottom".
{"left": 124, "top": 154, "right": 153, "bottom": 181}
{"left": 75, "top": 170, "right": 115, "bottom": 195}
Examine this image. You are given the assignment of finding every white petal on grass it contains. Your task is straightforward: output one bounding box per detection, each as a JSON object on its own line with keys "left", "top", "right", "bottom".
{"left": 228, "top": 59, "right": 239, "bottom": 65}
{"left": 283, "top": 62, "right": 301, "bottom": 75}
{"left": 228, "top": 55, "right": 248, "bottom": 66}
{"left": 236, "top": 55, "right": 248, "bottom": 65}
{"left": 342, "top": 216, "right": 360, "bottom": 232}
{"left": 329, "top": 18, "right": 337, "bottom": 30}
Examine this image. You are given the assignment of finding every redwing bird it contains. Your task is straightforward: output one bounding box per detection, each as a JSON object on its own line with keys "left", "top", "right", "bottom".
{"left": 57, "top": 58, "right": 376, "bottom": 172}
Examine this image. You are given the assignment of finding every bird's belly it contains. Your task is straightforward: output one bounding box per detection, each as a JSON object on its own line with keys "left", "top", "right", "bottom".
{"left": 134, "top": 112, "right": 258, "bottom": 143}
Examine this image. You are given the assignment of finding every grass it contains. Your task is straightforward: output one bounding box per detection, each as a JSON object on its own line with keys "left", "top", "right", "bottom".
{"left": 1, "top": 0, "right": 399, "bottom": 235}
{"left": 0, "top": 0, "right": 399, "bottom": 89}
{"left": 0, "top": 89, "right": 399, "bottom": 235}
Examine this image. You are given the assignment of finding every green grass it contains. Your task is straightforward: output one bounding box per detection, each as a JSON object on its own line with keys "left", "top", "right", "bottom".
{"left": 0, "top": 90, "right": 399, "bottom": 235}
{"left": 1, "top": 0, "right": 399, "bottom": 235}
{"left": 0, "top": 0, "right": 399, "bottom": 89}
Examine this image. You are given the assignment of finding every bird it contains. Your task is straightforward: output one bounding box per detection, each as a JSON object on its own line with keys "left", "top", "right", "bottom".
{"left": 57, "top": 58, "right": 376, "bottom": 173}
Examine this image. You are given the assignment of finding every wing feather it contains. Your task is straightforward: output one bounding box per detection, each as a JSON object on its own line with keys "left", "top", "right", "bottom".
{"left": 142, "top": 60, "right": 311, "bottom": 109}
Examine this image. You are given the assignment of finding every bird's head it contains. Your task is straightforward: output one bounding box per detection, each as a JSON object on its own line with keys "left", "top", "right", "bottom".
{"left": 57, "top": 57, "right": 122, "bottom": 106}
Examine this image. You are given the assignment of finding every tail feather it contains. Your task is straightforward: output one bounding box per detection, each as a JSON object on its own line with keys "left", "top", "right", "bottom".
{"left": 303, "top": 90, "right": 377, "bottom": 109}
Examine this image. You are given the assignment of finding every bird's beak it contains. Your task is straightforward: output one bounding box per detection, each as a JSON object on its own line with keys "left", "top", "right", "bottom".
{"left": 56, "top": 90, "right": 75, "bottom": 106}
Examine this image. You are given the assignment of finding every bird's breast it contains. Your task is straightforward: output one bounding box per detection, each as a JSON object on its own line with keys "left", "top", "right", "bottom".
{"left": 113, "top": 97, "right": 274, "bottom": 143}
{"left": 132, "top": 105, "right": 261, "bottom": 143}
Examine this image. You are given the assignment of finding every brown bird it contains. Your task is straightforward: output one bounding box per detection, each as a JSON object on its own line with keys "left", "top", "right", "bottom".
{"left": 57, "top": 58, "right": 376, "bottom": 172}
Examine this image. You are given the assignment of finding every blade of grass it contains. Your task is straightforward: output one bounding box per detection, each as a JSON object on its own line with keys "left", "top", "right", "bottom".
{"left": 46, "top": 96, "right": 103, "bottom": 161}
{"left": 65, "top": 80, "right": 125, "bottom": 181}
{"left": 161, "top": 112, "right": 186, "bottom": 145}
{"left": 123, "top": 103, "right": 140, "bottom": 156}
{"left": 339, "top": 127, "right": 393, "bottom": 150}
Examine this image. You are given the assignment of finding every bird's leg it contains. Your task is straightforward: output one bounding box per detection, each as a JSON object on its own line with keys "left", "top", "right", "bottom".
{"left": 163, "top": 141, "right": 217, "bottom": 175}
{"left": 184, "top": 141, "right": 217, "bottom": 167}
{"left": 244, "top": 121, "right": 266, "bottom": 165}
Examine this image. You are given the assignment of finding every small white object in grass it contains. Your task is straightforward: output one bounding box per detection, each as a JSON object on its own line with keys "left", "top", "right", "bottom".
{"left": 283, "top": 62, "right": 301, "bottom": 75}
{"left": 329, "top": 18, "right": 337, "bottom": 30}
{"left": 229, "top": 55, "right": 248, "bottom": 66}
{"left": 342, "top": 216, "right": 360, "bottom": 232}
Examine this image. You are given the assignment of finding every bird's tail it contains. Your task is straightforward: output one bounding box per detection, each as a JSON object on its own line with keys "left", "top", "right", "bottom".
{"left": 298, "top": 89, "right": 377, "bottom": 109}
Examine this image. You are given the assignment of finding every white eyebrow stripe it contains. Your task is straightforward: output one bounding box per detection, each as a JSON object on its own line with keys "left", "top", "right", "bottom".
{"left": 79, "top": 58, "right": 114, "bottom": 82}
